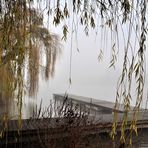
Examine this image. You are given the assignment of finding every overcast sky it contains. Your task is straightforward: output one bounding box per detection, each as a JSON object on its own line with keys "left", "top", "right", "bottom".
{"left": 21, "top": 2, "right": 148, "bottom": 113}
{"left": 34, "top": 23, "right": 148, "bottom": 109}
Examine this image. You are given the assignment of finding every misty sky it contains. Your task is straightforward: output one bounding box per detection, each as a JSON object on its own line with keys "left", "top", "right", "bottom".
{"left": 21, "top": 2, "right": 148, "bottom": 113}
{"left": 34, "top": 24, "right": 148, "bottom": 109}
{"left": 19, "top": 19, "right": 148, "bottom": 119}
{"left": 2, "top": 2, "right": 148, "bottom": 120}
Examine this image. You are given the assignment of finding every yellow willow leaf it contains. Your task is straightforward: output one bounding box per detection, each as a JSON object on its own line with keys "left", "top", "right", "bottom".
{"left": 0, "top": 131, "right": 3, "bottom": 138}
{"left": 134, "top": 127, "right": 138, "bottom": 136}
{"left": 130, "top": 138, "right": 132, "bottom": 145}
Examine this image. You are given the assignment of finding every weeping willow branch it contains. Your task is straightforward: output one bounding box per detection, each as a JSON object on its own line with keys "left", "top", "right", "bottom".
{"left": 0, "top": 0, "right": 147, "bottom": 143}
{"left": 0, "top": 1, "right": 61, "bottom": 121}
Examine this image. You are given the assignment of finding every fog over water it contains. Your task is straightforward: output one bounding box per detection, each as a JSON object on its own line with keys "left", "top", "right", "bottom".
{"left": 34, "top": 26, "right": 148, "bottom": 111}
{"left": 3, "top": 21, "right": 146, "bottom": 119}
{"left": 9, "top": 3, "right": 145, "bottom": 119}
